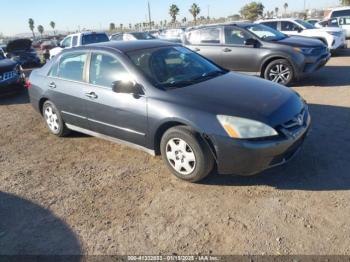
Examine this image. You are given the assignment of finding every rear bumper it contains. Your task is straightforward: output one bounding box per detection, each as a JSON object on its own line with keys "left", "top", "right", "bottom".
{"left": 210, "top": 115, "right": 311, "bottom": 176}
{"left": 0, "top": 77, "right": 23, "bottom": 95}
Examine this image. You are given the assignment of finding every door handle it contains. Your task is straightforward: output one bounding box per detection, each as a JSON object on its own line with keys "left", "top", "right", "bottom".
{"left": 223, "top": 48, "right": 232, "bottom": 52}
{"left": 48, "top": 82, "right": 56, "bottom": 89}
{"left": 194, "top": 48, "right": 201, "bottom": 52}
{"left": 85, "top": 92, "right": 98, "bottom": 99}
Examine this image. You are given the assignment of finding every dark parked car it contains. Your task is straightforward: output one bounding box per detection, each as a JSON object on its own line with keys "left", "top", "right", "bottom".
{"left": 183, "top": 23, "right": 330, "bottom": 85}
{"left": 28, "top": 41, "right": 311, "bottom": 182}
{"left": 0, "top": 51, "right": 25, "bottom": 95}
{"left": 6, "top": 39, "right": 41, "bottom": 68}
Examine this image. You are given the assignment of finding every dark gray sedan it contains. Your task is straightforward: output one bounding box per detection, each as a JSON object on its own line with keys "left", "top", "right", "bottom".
{"left": 28, "top": 40, "right": 311, "bottom": 182}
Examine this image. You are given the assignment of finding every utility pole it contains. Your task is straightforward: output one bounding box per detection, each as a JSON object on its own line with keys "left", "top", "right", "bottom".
{"left": 148, "top": 1, "right": 152, "bottom": 30}
{"left": 207, "top": 5, "right": 210, "bottom": 19}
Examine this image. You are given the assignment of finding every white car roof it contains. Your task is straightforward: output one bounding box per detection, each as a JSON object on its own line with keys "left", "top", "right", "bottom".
{"left": 330, "top": 6, "right": 350, "bottom": 11}
{"left": 257, "top": 18, "right": 301, "bottom": 22}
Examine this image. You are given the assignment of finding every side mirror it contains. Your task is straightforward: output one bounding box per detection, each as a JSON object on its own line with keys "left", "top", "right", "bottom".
{"left": 244, "top": 38, "right": 258, "bottom": 47}
{"left": 297, "top": 27, "right": 303, "bottom": 33}
{"left": 112, "top": 80, "right": 143, "bottom": 95}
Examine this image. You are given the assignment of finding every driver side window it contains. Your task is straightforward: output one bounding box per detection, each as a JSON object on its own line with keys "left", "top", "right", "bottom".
{"left": 224, "top": 27, "right": 250, "bottom": 45}
{"left": 61, "top": 37, "right": 72, "bottom": 48}
{"left": 281, "top": 21, "right": 300, "bottom": 31}
{"left": 89, "top": 53, "right": 130, "bottom": 88}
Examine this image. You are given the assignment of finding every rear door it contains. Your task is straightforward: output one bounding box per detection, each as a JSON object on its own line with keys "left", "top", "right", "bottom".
{"left": 45, "top": 51, "right": 90, "bottom": 129}
{"left": 221, "top": 26, "right": 262, "bottom": 73}
{"left": 83, "top": 51, "right": 148, "bottom": 146}
{"left": 185, "top": 27, "right": 223, "bottom": 66}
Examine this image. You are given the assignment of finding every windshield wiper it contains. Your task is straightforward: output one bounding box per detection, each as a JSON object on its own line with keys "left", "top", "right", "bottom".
{"left": 165, "top": 70, "right": 226, "bottom": 89}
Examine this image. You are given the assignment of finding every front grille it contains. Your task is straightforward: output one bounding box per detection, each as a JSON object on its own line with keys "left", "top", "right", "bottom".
{"left": 277, "top": 107, "right": 309, "bottom": 138}
{"left": 0, "top": 71, "right": 17, "bottom": 82}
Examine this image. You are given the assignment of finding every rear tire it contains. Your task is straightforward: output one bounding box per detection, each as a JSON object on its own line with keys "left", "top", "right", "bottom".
{"left": 42, "top": 101, "right": 70, "bottom": 137}
{"left": 264, "top": 59, "right": 294, "bottom": 86}
{"left": 160, "top": 126, "right": 214, "bottom": 182}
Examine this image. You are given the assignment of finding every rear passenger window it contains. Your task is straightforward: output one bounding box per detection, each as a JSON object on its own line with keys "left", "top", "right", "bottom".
{"left": 186, "top": 28, "right": 221, "bottom": 45}
{"left": 89, "top": 53, "right": 130, "bottom": 88}
{"left": 58, "top": 52, "right": 87, "bottom": 82}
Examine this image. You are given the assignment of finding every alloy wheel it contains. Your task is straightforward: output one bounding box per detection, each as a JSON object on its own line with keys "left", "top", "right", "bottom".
{"left": 44, "top": 105, "right": 60, "bottom": 133}
{"left": 165, "top": 138, "right": 196, "bottom": 175}
{"left": 268, "top": 64, "right": 291, "bottom": 84}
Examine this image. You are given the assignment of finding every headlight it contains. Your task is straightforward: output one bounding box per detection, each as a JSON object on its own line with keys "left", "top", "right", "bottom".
{"left": 293, "top": 47, "right": 314, "bottom": 55}
{"left": 217, "top": 115, "right": 278, "bottom": 139}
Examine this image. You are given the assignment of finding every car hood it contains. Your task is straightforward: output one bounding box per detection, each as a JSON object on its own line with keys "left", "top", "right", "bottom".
{"left": 308, "top": 27, "right": 343, "bottom": 33}
{"left": 168, "top": 72, "right": 304, "bottom": 127}
{"left": 0, "top": 59, "right": 18, "bottom": 73}
{"left": 275, "top": 35, "right": 324, "bottom": 47}
{"left": 6, "top": 39, "right": 32, "bottom": 53}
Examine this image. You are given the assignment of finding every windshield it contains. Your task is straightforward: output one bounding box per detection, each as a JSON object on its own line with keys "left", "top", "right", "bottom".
{"left": 127, "top": 46, "right": 227, "bottom": 89}
{"left": 131, "top": 32, "right": 155, "bottom": 40}
{"left": 82, "top": 33, "right": 109, "bottom": 45}
{"left": 295, "top": 19, "right": 315, "bottom": 29}
{"left": 245, "top": 24, "right": 287, "bottom": 41}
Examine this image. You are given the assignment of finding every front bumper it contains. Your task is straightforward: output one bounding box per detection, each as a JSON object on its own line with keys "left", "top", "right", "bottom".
{"left": 211, "top": 112, "right": 311, "bottom": 176}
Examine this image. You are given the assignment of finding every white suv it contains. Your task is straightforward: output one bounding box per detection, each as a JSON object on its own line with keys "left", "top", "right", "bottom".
{"left": 257, "top": 18, "right": 347, "bottom": 51}
{"left": 50, "top": 32, "right": 109, "bottom": 59}
{"left": 325, "top": 6, "right": 350, "bottom": 19}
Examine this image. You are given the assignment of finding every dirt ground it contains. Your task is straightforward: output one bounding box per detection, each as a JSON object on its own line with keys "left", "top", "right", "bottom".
{"left": 0, "top": 48, "right": 350, "bottom": 256}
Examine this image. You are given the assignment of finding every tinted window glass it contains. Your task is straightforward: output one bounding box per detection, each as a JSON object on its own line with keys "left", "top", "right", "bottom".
{"left": 72, "top": 36, "right": 78, "bottom": 47}
{"left": 81, "top": 34, "right": 109, "bottom": 45}
{"left": 332, "top": 10, "right": 350, "bottom": 18}
{"left": 58, "top": 52, "right": 87, "bottom": 81}
{"left": 281, "top": 21, "right": 300, "bottom": 31}
{"left": 261, "top": 21, "right": 278, "bottom": 30}
{"left": 295, "top": 19, "right": 315, "bottom": 29}
{"left": 49, "top": 61, "right": 59, "bottom": 77}
{"left": 339, "top": 17, "right": 350, "bottom": 25}
{"left": 224, "top": 27, "right": 250, "bottom": 45}
{"left": 89, "top": 53, "right": 130, "bottom": 88}
{"left": 127, "top": 46, "right": 226, "bottom": 89}
{"left": 246, "top": 24, "right": 286, "bottom": 41}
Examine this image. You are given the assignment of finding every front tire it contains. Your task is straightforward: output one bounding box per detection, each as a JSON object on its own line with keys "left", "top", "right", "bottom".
{"left": 264, "top": 59, "right": 294, "bottom": 86}
{"left": 160, "top": 126, "right": 214, "bottom": 182}
{"left": 42, "top": 101, "right": 70, "bottom": 137}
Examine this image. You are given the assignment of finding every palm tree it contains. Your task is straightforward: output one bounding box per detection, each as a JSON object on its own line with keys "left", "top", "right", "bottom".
{"left": 109, "top": 23, "right": 116, "bottom": 31}
{"left": 189, "top": 3, "right": 201, "bottom": 25}
{"left": 28, "top": 18, "right": 35, "bottom": 39}
{"left": 50, "top": 21, "right": 56, "bottom": 36}
{"left": 275, "top": 7, "right": 279, "bottom": 18}
{"left": 37, "top": 25, "right": 44, "bottom": 39}
{"left": 182, "top": 17, "right": 187, "bottom": 24}
{"left": 283, "top": 3, "right": 289, "bottom": 17}
{"left": 120, "top": 24, "right": 123, "bottom": 31}
{"left": 169, "top": 4, "right": 180, "bottom": 23}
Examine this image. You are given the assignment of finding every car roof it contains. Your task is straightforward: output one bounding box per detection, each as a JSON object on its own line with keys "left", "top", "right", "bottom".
{"left": 187, "top": 22, "right": 255, "bottom": 31}
{"left": 258, "top": 18, "right": 300, "bottom": 22}
{"left": 80, "top": 40, "right": 179, "bottom": 53}
{"left": 331, "top": 6, "right": 350, "bottom": 11}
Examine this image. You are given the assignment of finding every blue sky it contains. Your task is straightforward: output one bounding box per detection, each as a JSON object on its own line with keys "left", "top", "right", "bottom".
{"left": 0, "top": 0, "right": 339, "bottom": 35}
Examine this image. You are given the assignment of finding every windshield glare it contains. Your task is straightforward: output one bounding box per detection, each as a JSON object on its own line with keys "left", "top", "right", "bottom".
{"left": 127, "top": 46, "right": 226, "bottom": 89}
{"left": 245, "top": 24, "right": 286, "bottom": 41}
{"left": 295, "top": 19, "right": 315, "bottom": 29}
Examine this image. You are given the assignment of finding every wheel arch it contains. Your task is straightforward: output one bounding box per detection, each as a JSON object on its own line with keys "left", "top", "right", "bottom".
{"left": 260, "top": 55, "right": 296, "bottom": 77}
{"left": 153, "top": 120, "right": 217, "bottom": 160}
{"left": 38, "top": 97, "right": 49, "bottom": 115}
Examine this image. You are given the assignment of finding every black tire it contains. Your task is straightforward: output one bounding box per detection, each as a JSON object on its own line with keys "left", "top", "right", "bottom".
{"left": 264, "top": 59, "right": 294, "bottom": 86}
{"left": 42, "top": 101, "right": 70, "bottom": 137}
{"left": 160, "top": 126, "right": 215, "bottom": 182}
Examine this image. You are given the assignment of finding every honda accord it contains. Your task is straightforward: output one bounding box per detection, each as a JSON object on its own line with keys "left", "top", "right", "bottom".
{"left": 28, "top": 40, "right": 311, "bottom": 182}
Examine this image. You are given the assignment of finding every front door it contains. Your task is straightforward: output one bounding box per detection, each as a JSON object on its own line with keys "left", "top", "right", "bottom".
{"left": 221, "top": 26, "right": 262, "bottom": 73}
{"left": 84, "top": 52, "right": 148, "bottom": 147}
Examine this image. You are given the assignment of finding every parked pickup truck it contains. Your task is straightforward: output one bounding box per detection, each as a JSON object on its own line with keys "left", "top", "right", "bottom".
{"left": 49, "top": 32, "right": 109, "bottom": 59}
